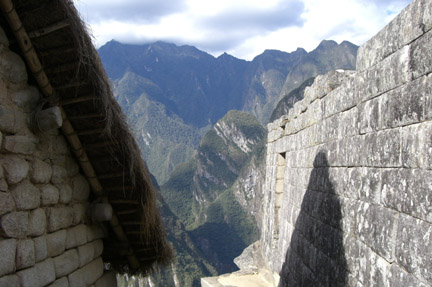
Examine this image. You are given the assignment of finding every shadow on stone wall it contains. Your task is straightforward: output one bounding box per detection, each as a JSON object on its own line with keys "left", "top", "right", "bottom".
{"left": 279, "top": 151, "right": 347, "bottom": 286}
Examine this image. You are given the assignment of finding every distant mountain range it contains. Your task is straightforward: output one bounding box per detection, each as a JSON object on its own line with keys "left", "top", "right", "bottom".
{"left": 98, "top": 39, "right": 358, "bottom": 184}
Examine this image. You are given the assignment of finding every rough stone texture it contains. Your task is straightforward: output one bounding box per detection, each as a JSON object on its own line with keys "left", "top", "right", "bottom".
{"left": 41, "top": 184, "right": 60, "bottom": 206}
{"left": 68, "top": 257, "right": 104, "bottom": 287}
{"left": 86, "top": 225, "right": 105, "bottom": 242}
{"left": 0, "top": 274, "right": 19, "bottom": 287}
{"left": 31, "top": 158, "right": 52, "bottom": 184}
{"left": 1, "top": 156, "right": 29, "bottom": 185}
{"left": 71, "top": 175, "right": 90, "bottom": 202}
{"left": 12, "top": 86, "right": 40, "bottom": 113}
{"left": 53, "top": 249, "right": 79, "bottom": 278}
{"left": 0, "top": 50, "right": 27, "bottom": 84}
{"left": 16, "top": 239, "right": 35, "bottom": 270}
{"left": 66, "top": 224, "right": 87, "bottom": 249}
{"left": 28, "top": 208, "right": 47, "bottom": 236}
{"left": 0, "top": 191, "right": 14, "bottom": 215}
{"left": 0, "top": 239, "right": 16, "bottom": 276}
{"left": 72, "top": 203, "right": 87, "bottom": 225}
{"left": 0, "top": 105, "right": 27, "bottom": 134}
{"left": 47, "top": 277, "right": 69, "bottom": 287}
{"left": 3, "top": 135, "right": 38, "bottom": 155}
{"left": 33, "top": 236, "right": 48, "bottom": 263}
{"left": 250, "top": 1, "right": 432, "bottom": 286}
{"left": 77, "top": 240, "right": 103, "bottom": 268}
{"left": 47, "top": 207, "right": 74, "bottom": 232}
{"left": 0, "top": 211, "right": 28, "bottom": 238}
{"left": 57, "top": 184, "right": 73, "bottom": 204}
{"left": 17, "top": 258, "right": 56, "bottom": 287}
{"left": 46, "top": 230, "right": 67, "bottom": 257}
{"left": 11, "top": 180, "right": 40, "bottom": 210}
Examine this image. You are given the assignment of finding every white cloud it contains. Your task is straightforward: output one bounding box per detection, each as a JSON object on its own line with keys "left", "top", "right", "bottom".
{"left": 73, "top": 0, "right": 412, "bottom": 60}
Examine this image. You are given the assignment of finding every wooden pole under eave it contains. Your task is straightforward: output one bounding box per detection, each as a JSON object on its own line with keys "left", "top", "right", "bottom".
{"left": 0, "top": 0, "right": 141, "bottom": 271}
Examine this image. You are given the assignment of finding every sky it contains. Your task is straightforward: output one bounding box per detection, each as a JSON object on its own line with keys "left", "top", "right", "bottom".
{"left": 73, "top": 0, "right": 412, "bottom": 60}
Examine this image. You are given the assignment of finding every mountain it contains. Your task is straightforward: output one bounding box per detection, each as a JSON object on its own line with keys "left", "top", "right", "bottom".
{"left": 99, "top": 40, "right": 358, "bottom": 184}
{"left": 161, "top": 111, "right": 265, "bottom": 273}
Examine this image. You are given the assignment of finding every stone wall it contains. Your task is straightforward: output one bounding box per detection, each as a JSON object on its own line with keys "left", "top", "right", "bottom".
{"left": 0, "top": 26, "right": 116, "bottom": 287}
{"left": 263, "top": 0, "right": 432, "bottom": 285}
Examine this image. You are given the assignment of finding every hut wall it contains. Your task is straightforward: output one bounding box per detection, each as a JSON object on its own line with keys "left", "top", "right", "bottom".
{"left": 0, "top": 26, "right": 116, "bottom": 287}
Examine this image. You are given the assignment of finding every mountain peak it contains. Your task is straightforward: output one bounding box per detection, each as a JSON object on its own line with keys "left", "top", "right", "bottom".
{"left": 316, "top": 39, "right": 338, "bottom": 50}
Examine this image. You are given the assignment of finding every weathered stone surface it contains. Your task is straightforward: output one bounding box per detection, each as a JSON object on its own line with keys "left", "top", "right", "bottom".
{"left": 0, "top": 274, "right": 19, "bottom": 287}
{"left": 72, "top": 203, "right": 87, "bottom": 225}
{"left": 0, "top": 26, "right": 9, "bottom": 47}
{"left": 0, "top": 105, "right": 27, "bottom": 134}
{"left": 411, "top": 29, "right": 432, "bottom": 79}
{"left": 51, "top": 165, "right": 67, "bottom": 184}
{"left": 0, "top": 50, "right": 27, "bottom": 84}
{"left": 28, "top": 208, "right": 47, "bottom": 236}
{"left": 0, "top": 191, "right": 14, "bottom": 215}
{"left": 0, "top": 211, "right": 28, "bottom": 238}
{"left": 81, "top": 257, "right": 104, "bottom": 286}
{"left": 395, "top": 214, "right": 432, "bottom": 282}
{"left": 17, "top": 258, "right": 55, "bottom": 287}
{"left": 401, "top": 122, "right": 432, "bottom": 170}
{"left": 41, "top": 184, "right": 59, "bottom": 206}
{"left": 3, "top": 135, "right": 38, "bottom": 155}
{"left": 46, "top": 229, "right": 67, "bottom": 257}
{"left": 11, "top": 180, "right": 40, "bottom": 210}
{"left": 47, "top": 277, "right": 69, "bottom": 287}
{"left": 53, "top": 249, "right": 79, "bottom": 278}
{"left": 12, "top": 86, "right": 40, "bottom": 113}
{"left": 33, "top": 236, "right": 48, "bottom": 263}
{"left": 33, "top": 107, "right": 63, "bottom": 132}
{"left": 71, "top": 175, "right": 90, "bottom": 201}
{"left": 16, "top": 239, "right": 35, "bottom": 270}
{"left": 77, "top": 240, "right": 103, "bottom": 268}
{"left": 1, "top": 156, "right": 29, "bottom": 184}
{"left": 66, "top": 224, "right": 87, "bottom": 250}
{"left": 31, "top": 158, "right": 52, "bottom": 184}
{"left": 47, "top": 207, "right": 74, "bottom": 232}
{"left": 91, "top": 203, "right": 113, "bottom": 222}
{"left": 95, "top": 271, "right": 117, "bottom": 287}
{"left": 0, "top": 179, "right": 7, "bottom": 192}
{"left": 0, "top": 239, "right": 16, "bottom": 276}
{"left": 57, "top": 184, "right": 72, "bottom": 204}
{"left": 52, "top": 156, "right": 79, "bottom": 178}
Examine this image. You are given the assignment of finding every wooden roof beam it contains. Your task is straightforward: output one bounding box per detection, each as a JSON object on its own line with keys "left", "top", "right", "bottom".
{"left": 60, "top": 95, "right": 97, "bottom": 106}
{"left": 28, "top": 20, "right": 70, "bottom": 38}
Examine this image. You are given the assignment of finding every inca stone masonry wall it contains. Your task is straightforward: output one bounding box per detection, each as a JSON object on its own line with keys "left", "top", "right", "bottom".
{"left": 262, "top": 0, "right": 432, "bottom": 285}
{"left": 0, "top": 26, "right": 116, "bottom": 287}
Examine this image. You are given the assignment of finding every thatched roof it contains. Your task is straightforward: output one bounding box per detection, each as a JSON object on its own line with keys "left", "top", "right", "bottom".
{"left": 0, "top": 0, "right": 173, "bottom": 275}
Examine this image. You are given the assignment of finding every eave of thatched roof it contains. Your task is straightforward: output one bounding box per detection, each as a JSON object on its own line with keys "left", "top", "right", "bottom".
{"left": 0, "top": 0, "right": 172, "bottom": 275}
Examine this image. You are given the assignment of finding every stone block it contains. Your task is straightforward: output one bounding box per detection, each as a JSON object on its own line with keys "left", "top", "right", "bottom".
{"left": 51, "top": 165, "right": 67, "bottom": 184}
{"left": 95, "top": 271, "right": 117, "bottom": 287}
{"left": 11, "top": 180, "right": 40, "bottom": 210}
{"left": 33, "top": 107, "right": 63, "bottom": 132}
{"left": 71, "top": 175, "right": 90, "bottom": 202}
{"left": 47, "top": 277, "right": 69, "bottom": 287}
{"left": 0, "top": 179, "right": 7, "bottom": 192}
{"left": 401, "top": 122, "right": 432, "bottom": 170}
{"left": 0, "top": 191, "right": 14, "bottom": 215}
{"left": 52, "top": 156, "right": 79, "bottom": 178}
{"left": 364, "top": 129, "right": 401, "bottom": 167}
{"left": 0, "top": 211, "right": 28, "bottom": 238}
{"left": 358, "top": 98, "right": 379, "bottom": 135}
{"left": 0, "top": 26, "right": 9, "bottom": 47}
{"left": 0, "top": 50, "right": 27, "bottom": 84}
{"left": 18, "top": 258, "right": 56, "bottom": 287}
{"left": 57, "top": 184, "right": 72, "bottom": 205}
{"left": 395, "top": 214, "right": 432, "bottom": 282}
{"left": 0, "top": 105, "right": 27, "bottom": 134}
{"left": 0, "top": 274, "right": 19, "bottom": 287}
{"left": 3, "top": 135, "right": 38, "bottom": 155}
{"left": 33, "top": 236, "right": 47, "bottom": 263}
{"left": 0, "top": 239, "right": 16, "bottom": 276}
{"left": 382, "top": 169, "right": 432, "bottom": 222}
{"left": 381, "top": 76, "right": 426, "bottom": 129}
{"left": 47, "top": 207, "right": 74, "bottom": 232}
{"left": 355, "top": 203, "right": 397, "bottom": 262}
{"left": 68, "top": 268, "right": 85, "bottom": 287}
{"left": 77, "top": 242, "right": 95, "bottom": 268}
{"left": 82, "top": 257, "right": 104, "bottom": 286}
{"left": 364, "top": 45, "right": 411, "bottom": 101}
{"left": 12, "top": 86, "right": 40, "bottom": 113}
{"left": 411, "top": 29, "right": 432, "bottom": 79}
{"left": 1, "top": 156, "right": 29, "bottom": 184}
{"left": 66, "top": 224, "right": 87, "bottom": 250}
{"left": 53, "top": 249, "right": 79, "bottom": 278}
{"left": 46, "top": 229, "right": 67, "bottom": 257}
{"left": 72, "top": 203, "right": 87, "bottom": 225}
{"left": 52, "top": 136, "right": 69, "bottom": 155}
{"left": 16, "top": 239, "right": 35, "bottom": 270}
{"left": 28, "top": 208, "right": 47, "bottom": 236}
{"left": 425, "top": 74, "right": 432, "bottom": 121}
{"left": 41, "top": 184, "right": 59, "bottom": 206}
{"left": 31, "top": 158, "right": 52, "bottom": 184}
